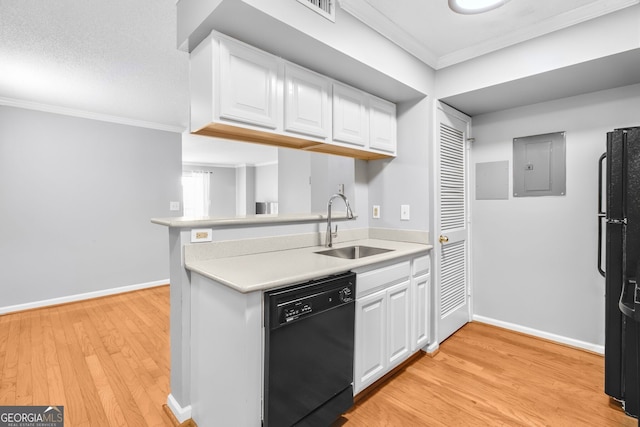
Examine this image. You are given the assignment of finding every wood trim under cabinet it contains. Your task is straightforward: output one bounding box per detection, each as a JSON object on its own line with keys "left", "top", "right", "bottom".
{"left": 192, "top": 123, "right": 391, "bottom": 161}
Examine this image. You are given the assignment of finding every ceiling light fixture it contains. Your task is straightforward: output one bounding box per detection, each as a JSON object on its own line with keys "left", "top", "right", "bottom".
{"left": 448, "top": 0, "right": 510, "bottom": 14}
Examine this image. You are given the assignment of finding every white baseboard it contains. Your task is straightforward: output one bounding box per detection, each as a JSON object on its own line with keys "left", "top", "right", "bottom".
{"left": 425, "top": 342, "right": 440, "bottom": 354}
{"left": 0, "top": 279, "right": 169, "bottom": 315}
{"left": 473, "top": 315, "right": 605, "bottom": 355}
{"left": 167, "top": 393, "right": 192, "bottom": 424}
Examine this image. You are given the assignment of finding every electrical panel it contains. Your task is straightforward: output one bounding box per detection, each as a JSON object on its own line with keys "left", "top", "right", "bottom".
{"left": 513, "top": 132, "right": 566, "bottom": 197}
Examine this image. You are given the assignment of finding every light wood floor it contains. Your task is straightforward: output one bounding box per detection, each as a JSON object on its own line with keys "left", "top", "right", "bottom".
{"left": 340, "top": 322, "right": 637, "bottom": 426}
{"left": 1, "top": 287, "right": 637, "bottom": 426}
{"left": 0, "top": 286, "right": 173, "bottom": 427}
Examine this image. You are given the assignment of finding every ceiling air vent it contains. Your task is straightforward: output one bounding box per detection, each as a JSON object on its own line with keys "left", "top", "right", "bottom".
{"left": 297, "top": 0, "right": 335, "bottom": 22}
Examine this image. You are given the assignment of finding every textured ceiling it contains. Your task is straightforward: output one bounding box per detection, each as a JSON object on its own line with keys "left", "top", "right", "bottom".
{"left": 0, "top": 0, "right": 189, "bottom": 131}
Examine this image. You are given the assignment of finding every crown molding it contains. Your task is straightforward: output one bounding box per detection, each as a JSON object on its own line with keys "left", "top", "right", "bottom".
{"left": 0, "top": 96, "right": 186, "bottom": 133}
{"left": 437, "top": 0, "right": 640, "bottom": 69}
{"left": 339, "top": 0, "right": 439, "bottom": 68}
{"left": 340, "top": 0, "right": 639, "bottom": 70}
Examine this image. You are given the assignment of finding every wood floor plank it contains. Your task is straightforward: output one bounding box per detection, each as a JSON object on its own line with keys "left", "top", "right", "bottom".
{"left": 0, "top": 314, "right": 20, "bottom": 405}
{"left": 85, "top": 352, "right": 128, "bottom": 426}
{"left": 40, "top": 310, "right": 66, "bottom": 406}
{"left": 57, "top": 305, "right": 110, "bottom": 426}
{"left": 0, "top": 314, "right": 10, "bottom": 380}
{"left": 30, "top": 309, "right": 49, "bottom": 405}
{"left": 111, "top": 351, "right": 172, "bottom": 427}
{"left": 340, "top": 322, "right": 637, "bottom": 427}
{"left": 49, "top": 308, "right": 91, "bottom": 426}
{"left": 83, "top": 304, "right": 153, "bottom": 427}
{"left": 16, "top": 312, "right": 33, "bottom": 405}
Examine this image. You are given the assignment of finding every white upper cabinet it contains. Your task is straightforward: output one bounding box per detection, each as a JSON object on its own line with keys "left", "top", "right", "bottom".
{"left": 190, "top": 31, "right": 396, "bottom": 160}
{"left": 369, "top": 96, "right": 397, "bottom": 154}
{"left": 219, "top": 37, "right": 280, "bottom": 130}
{"left": 332, "top": 82, "right": 369, "bottom": 147}
{"left": 284, "top": 63, "right": 330, "bottom": 138}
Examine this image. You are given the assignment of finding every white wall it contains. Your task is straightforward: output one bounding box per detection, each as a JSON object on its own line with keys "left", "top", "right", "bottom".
{"left": 368, "top": 96, "right": 433, "bottom": 232}
{"left": 0, "top": 105, "right": 182, "bottom": 311}
{"left": 235, "top": 165, "right": 256, "bottom": 215}
{"left": 310, "top": 152, "right": 355, "bottom": 213}
{"left": 255, "top": 162, "right": 278, "bottom": 203}
{"left": 470, "top": 83, "right": 640, "bottom": 349}
{"left": 278, "top": 148, "right": 311, "bottom": 214}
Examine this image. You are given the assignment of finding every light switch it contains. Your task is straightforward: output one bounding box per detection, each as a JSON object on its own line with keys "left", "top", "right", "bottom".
{"left": 401, "top": 205, "right": 410, "bottom": 221}
{"left": 372, "top": 205, "right": 380, "bottom": 219}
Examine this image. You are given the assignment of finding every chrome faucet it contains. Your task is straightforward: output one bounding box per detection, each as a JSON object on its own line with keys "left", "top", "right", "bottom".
{"left": 326, "top": 193, "right": 354, "bottom": 247}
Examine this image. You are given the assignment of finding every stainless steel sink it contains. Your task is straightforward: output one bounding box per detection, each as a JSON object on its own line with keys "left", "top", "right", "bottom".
{"left": 315, "top": 245, "right": 394, "bottom": 260}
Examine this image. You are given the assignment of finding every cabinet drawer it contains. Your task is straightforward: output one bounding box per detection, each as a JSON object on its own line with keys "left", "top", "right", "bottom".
{"left": 357, "top": 261, "right": 410, "bottom": 298}
{"left": 412, "top": 255, "right": 430, "bottom": 277}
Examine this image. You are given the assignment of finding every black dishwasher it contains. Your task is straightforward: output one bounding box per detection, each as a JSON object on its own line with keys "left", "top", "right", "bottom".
{"left": 264, "top": 272, "right": 356, "bottom": 427}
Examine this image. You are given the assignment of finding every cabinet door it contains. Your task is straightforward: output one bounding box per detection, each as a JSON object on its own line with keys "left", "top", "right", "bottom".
{"left": 412, "top": 274, "right": 430, "bottom": 351}
{"left": 386, "top": 280, "right": 411, "bottom": 369}
{"left": 332, "top": 83, "right": 368, "bottom": 147}
{"left": 369, "top": 96, "right": 397, "bottom": 154}
{"left": 354, "top": 290, "right": 387, "bottom": 394}
{"left": 284, "top": 64, "right": 330, "bottom": 138}
{"left": 218, "top": 38, "right": 280, "bottom": 129}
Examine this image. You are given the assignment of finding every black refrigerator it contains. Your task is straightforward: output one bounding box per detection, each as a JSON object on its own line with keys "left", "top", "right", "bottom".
{"left": 598, "top": 126, "right": 640, "bottom": 418}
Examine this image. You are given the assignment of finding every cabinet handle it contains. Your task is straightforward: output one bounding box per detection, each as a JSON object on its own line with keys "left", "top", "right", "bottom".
{"left": 439, "top": 235, "right": 449, "bottom": 244}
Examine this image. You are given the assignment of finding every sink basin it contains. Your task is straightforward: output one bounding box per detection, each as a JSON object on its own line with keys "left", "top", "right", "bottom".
{"left": 315, "top": 245, "right": 394, "bottom": 260}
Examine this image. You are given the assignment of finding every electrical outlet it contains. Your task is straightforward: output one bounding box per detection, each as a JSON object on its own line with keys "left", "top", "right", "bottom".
{"left": 338, "top": 184, "right": 344, "bottom": 195}
{"left": 401, "top": 204, "right": 410, "bottom": 221}
{"left": 191, "top": 228, "right": 213, "bottom": 243}
{"left": 169, "top": 201, "right": 181, "bottom": 211}
{"left": 372, "top": 205, "right": 380, "bottom": 219}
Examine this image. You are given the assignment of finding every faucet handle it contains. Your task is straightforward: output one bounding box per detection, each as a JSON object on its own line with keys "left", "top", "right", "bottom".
{"left": 332, "top": 224, "right": 338, "bottom": 238}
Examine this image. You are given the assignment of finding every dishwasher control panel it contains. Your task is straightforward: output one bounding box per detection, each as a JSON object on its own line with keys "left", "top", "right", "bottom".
{"left": 283, "top": 302, "right": 313, "bottom": 322}
{"left": 267, "top": 272, "right": 356, "bottom": 328}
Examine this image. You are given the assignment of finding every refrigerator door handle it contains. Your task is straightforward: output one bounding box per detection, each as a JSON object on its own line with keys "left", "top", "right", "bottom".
{"left": 598, "top": 152, "right": 607, "bottom": 277}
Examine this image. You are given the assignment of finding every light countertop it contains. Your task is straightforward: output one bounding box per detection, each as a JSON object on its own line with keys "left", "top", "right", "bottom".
{"left": 151, "top": 212, "right": 353, "bottom": 228}
{"left": 186, "top": 238, "right": 432, "bottom": 293}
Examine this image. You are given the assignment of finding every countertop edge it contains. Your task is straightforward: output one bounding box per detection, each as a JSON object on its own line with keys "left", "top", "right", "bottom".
{"left": 151, "top": 212, "right": 356, "bottom": 228}
{"left": 186, "top": 240, "right": 433, "bottom": 293}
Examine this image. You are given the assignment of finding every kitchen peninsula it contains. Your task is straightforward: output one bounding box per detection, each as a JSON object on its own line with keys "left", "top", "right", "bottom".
{"left": 152, "top": 214, "right": 432, "bottom": 426}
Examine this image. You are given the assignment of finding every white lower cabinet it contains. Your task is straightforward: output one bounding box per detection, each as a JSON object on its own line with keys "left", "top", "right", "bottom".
{"left": 354, "top": 290, "right": 387, "bottom": 391}
{"left": 386, "top": 281, "right": 411, "bottom": 369}
{"left": 354, "top": 254, "right": 430, "bottom": 395}
{"left": 412, "top": 273, "right": 430, "bottom": 351}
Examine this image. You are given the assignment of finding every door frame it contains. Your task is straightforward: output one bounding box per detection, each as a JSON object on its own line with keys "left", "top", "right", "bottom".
{"left": 431, "top": 101, "right": 473, "bottom": 347}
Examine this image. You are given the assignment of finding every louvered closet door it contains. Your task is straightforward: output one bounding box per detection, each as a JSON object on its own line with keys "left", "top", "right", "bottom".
{"left": 436, "top": 105, "right": 470, "bottom": 342}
